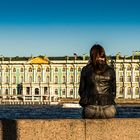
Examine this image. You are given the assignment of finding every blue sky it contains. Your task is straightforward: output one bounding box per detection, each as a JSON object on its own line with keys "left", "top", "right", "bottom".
{"left": 0, "top": 0, "right": 140, "bottom": 57}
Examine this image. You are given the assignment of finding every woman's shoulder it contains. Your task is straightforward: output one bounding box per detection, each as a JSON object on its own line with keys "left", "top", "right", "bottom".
{"left": 81, "top": 64, "right": 93, "bottom": 75}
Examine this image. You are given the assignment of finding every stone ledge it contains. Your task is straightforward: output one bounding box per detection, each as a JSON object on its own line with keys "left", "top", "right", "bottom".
{"left": 0, "top": 119, "right": 140, "bottom": 140}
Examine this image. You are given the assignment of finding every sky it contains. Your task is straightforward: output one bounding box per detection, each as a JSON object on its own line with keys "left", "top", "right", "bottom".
{"left": 0, "top": 0, "right": 140, "bottom": 57}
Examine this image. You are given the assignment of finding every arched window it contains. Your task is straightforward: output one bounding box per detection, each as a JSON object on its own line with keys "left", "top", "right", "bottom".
{"left": 55, "top": 89, "right": 58, "bottom": 95}
{"left": 21, "top": 76, "right": 24, "bottom": 83}
{"left": 62, "top": 67, "right": 66, "bottom": 72}
{"left": 38, "top": 75, "right": 41, "bottom": 82}
{"left": 55, "top": 68, "right": 58, "bottom": 72}
{"left": 29, "top": 67, "right": 32, "bottom": 72}
{"left": 55, "top": 76, "right": 58, "bottom": 84}
{"left": 127, "top": 76, "right": 131, "bottom": 82}
{"left": 35, "top": 88, "right": 39, "bottom": 95}
{"left": 26, "top": 87, "right": 30, "bottom": 95}
{"left": 127, "top": 87, "right": 131, "bottom": 95}
{"left": 70, "top": 75, "right": 74, "bottom": 84}
{"left": 5, "top": 67, "right": 9, "bottom": 72}
{"left": 29, "top": 76, "right": 32, "bottom": 83}
{"left": 135, "top": 87, "right": 139, "bottom": 95}
{"left": 46, "top": 67, "right": 50, "bottom": 72}
{"left": 127, "top": 65, "right": 131, "bottom": 71}
{"left": 135, "top": 76, "right": 139, "bottom": 82}
{"left": 119, "top": 64, "right": 123, "bottom": 70}
{"left": 119, "top": 87, "right": 123, "bottom": 95}
{"left": 5, "top": 89, "right": 8, "bottom": 95}
{"left": 46, "top": 75, "right": 49, "bottom": 83}
{"left": 62, "top": 76, "right": 66, "bottom": 83}
{"left": 62, "top": 89, "right": 66, "bottom": 95}
{"left": 70, "top": 89, "right": 73, "bottom": 96}
{"left": 13, "top": 89, "right": 16, "bottom": 95}
{"left": 135, "top": 65, "right": 139, "bottom": 70}
{"left": 6, "top": 76, "right": 9, "bottom": 83}
{"left": 13, "top": 68, "right": 16, "bottom": 72}
{"left": 13, "top": 76, "right": 16, "bottom": 84}
{"left": 37, "top": 67, "right": 41, "bottom": 72}
{"left": 119, "top": 76, "right": 123, "bottom": 82}
{"left": 78, "top": 67, "right": 81, "bottom": 72}
{"left": 20, "top": 67, "right": 24, "bottom": 72}
{"left": 70, "top": 67, "right": 74, "bottom": 72}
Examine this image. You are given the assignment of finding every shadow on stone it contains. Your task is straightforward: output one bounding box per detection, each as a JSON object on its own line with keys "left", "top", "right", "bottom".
{"left": 2, "top": 119, "right": 17, "bottom": 140}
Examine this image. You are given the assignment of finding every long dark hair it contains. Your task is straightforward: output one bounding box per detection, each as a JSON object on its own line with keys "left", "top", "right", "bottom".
{"left": 89, "top": 44, "right": 107, "bottom": 66}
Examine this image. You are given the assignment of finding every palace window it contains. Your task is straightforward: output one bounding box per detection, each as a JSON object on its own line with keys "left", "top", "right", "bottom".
{"left": 70, "top": 89, "right": 73, "bottom": 96}
{"left": 20, "top": 67, "right": 24, "bottom": 72}
{"left": 127, "top": 76, "right": 131, "bottom": 82}
{"left": 29, "top": 67, "right": 32, "bottom": 72}
{"left": 20, "top": 76, "right": 24, "bottom": 83}
{"left": 127, "top": 87, "right": 131, "bottom": 95}
{"left": 135, "top": 65, "right": 139, "bottom": 70}
{"left": 38, "top": 76, "right": 41, "bottom": 83}
{"left": 46, "top": 67, "right": 50, "bottom": 72}
{"left": 119, "top": 87, "right": 123, "bottom": 95}
{"left": 62, "top": 67, "right": 66, "bottom": 72}
{"left": 55, "top": 89, "right": 58, "bottom": 95}
{"left": 119, "top": 76, "right": 123, "bottom": 82}
{"left": 135, "top": 76, "right": 139, "bottom": 82}
{"left": 35, "top": 88, "right": 39, "bottom": 95}
{"left": 135, "top": 87, "right": 139, "bottom": 95}
{"left": 62, "top": 76, "right": 66, "bottom": 83}
{"left": 70, "top": 75, "right": 74, "bottom": 84}
{"left": 6, "top": 76, "right": 9, "bottom": 83}
{"left": 70, "top": 67, "right": 74, "bottom": 72}
{"left": 54, "top": 76, "right": 58, "bottom": 84}
{"left": 62, "top": 89, "right": 66, "bottom": 95}
{"left": 29, "top": 76, "right": 32, "bottom": 83}
{"left": 5, "top": 67, "right": 9, "bottom": 72}
{"left": 46, "top": 75, "right": 49, "bottom": 83}
{"left": 44, "top": 87, "right": 48, "bottom": 94}
{"left": 26, "top": 87, "right": 30, "bottom": 95}
{"left": 5, "top": 89, "right": 8, "bottom": 95}
{"left": 13, "top": 76, "right": 16, "bottom": 84}
{"left": 37, "top": 67, "right": 41, "bottom": 72}
{"left": 78, "top": 67, "right": 81, "bottom": 72}
{"left": 13, "top": 68, "right": 16, "bottom": 72}
{"left": 55, "top": 68, "right": 58, "bottom": 72}
{"left": 13, "top": 89, "right": 16, "bottom": 95}
{"left": 127, "top": 65, "right": 131, "bottom": 71}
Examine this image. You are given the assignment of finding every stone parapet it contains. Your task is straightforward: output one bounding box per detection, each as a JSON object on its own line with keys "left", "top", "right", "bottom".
{"left": 0, "top": 119, "right": 140, "bottom": 140}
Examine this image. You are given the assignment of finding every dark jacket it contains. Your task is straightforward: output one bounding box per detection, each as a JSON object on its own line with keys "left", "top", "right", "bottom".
{"left": 79, "top": 63, "right": 116, "bottom": 107}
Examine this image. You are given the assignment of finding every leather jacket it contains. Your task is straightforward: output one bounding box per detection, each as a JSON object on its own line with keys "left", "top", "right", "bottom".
{"left": 79, "top": 63, "right": 116, "bottom": 107}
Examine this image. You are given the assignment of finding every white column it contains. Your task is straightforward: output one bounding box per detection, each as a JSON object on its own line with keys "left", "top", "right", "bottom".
{"left": 33, "top": 66, "right": 36, "bottom": 83}
{"left": 124, "top": 66, "right": 127, "bottom": 82}
{"left": 124, "top": 87, "right": 127, "bottom": 99}
{"left": 42, "top": 66, "right": 45, "bottom": 83}
{"left": 131, "top": 66, "right": 135, "bottom": 82}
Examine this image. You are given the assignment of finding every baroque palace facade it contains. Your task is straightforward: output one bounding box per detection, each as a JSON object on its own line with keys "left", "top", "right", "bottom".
{"left": 0, "top": 52, "right": 140, "bottom": 103}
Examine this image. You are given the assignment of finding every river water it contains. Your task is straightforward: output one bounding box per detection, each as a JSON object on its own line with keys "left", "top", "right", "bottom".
{"left": 0, "top": 105, "right": 140, "bottom": 119}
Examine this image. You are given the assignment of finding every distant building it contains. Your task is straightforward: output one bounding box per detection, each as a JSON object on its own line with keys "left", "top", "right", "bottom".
{"left": 0, "top": 52, "right": 140, "bottom": 103}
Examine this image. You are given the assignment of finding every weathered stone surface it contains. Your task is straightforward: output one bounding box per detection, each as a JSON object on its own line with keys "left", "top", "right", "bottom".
{"left": 1, "top": 119, "right": 140, "bottom": 140}
{"left": 86, "top": 118, "right": 140, "bottom": 140}
{"left": 17, "top": 119, "right": 85, "bottom": 140}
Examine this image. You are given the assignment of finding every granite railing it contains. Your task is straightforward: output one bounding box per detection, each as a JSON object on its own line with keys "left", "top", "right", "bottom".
{"left": 0, "top": 119, "right": 140, "bottom": 140}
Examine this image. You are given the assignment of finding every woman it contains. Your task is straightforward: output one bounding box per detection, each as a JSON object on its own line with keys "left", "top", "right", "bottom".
{"left": 79, "top": 44, "right": 116, "bottom": 119}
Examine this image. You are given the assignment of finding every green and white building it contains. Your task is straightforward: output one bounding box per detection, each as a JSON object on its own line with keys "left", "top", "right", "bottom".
{"left": 0, "top": 52, "right": 140, "bottom": 103}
